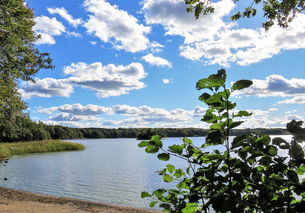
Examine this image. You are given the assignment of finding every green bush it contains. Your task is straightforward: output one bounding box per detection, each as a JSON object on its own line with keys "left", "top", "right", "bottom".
{"left": 139, "top": 69, "right": 305, "bottom": 212}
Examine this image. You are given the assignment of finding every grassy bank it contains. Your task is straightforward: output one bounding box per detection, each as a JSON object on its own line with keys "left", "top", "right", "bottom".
{"left": 0, "top": 140, "right": 85, "bottom": 158}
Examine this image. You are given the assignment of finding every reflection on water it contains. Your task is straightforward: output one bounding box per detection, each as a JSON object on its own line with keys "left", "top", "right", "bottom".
{"left": 0, "top": 136, "right": 292, "bottom": 209}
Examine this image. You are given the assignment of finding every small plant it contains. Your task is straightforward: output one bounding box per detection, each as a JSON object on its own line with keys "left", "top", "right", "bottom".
{"left": 139, "top": 69, "right": 305, "bottom": 212}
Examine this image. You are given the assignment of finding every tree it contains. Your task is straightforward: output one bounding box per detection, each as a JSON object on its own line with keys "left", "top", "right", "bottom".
{"left": 0, "top": 0, "right": 53, "bottom": 81}
{"left": 185, "top": 0, "right": 305, "bottom": 29}
{"left": 0, "top": 79, "right": 26, "bottom": 142}
{"left": 139, "top": 69, "right": 305, "bottom": 212}
{"left": 0, "top": 0, "right": 53, "bottom": 142}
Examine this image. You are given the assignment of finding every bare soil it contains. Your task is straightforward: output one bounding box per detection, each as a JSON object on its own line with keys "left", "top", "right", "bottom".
{"left": 0, "top": 187, "right": 159, "bottom": 213}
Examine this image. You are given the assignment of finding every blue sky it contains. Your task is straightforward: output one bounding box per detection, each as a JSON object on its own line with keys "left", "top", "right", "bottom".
{"left": 22, "top": 0, "right": 305, "bottom": 128}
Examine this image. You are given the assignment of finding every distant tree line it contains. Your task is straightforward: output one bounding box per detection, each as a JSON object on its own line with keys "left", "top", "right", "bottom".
{"left": 0, "top": 115, "right": 289, "bottom": 142}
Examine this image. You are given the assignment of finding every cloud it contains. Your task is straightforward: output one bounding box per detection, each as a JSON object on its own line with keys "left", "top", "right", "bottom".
{"left": 182, "top": 14, "right": 305, "bottom": 66}
{"left": 35, "top": 33, "right": 56, "bottom": 45}
{"left": 64, "top": 62, "right": 147, "bottom": 97}
{"left": 149, "top": 41, "right": 165, "bottom": 53}
{"left": 50, "top": 113, "right": 99, "bottom": 121}
{"left": 34, "top": 16, "right": 66, "bottom": 44}
{"left": 47, "top": 7, "right": 82, "bottom": 27}
{"left": 38, "top": 103, "right": 112, "bottom": 115}
{"left": 141, "top": 53, "right": 172, "bottom": 67}
{"left": 66, "top": 31, "right": 81, "bottom": 38}
{"left": 285, "top": 110, "right": 297, "bottom": 114}
{"left": 34, "top": 15, "right": 81, "bottom": 44}
{"left": 43, "top": 120, "right": 101, "bottom": 128}
{"left": 143, "top": 0, "right": 234, "bottom": 43}
{"left": 143, "top": 0, "right": 305, "bottom": 66}
{"left": 233, "top": 75, "right": 305, "bottom": 103}
{"left": 21, "top": 62, "right": 147, "bottom": 99}
{"left": 269, "top": 108, "right": 278, "bottom": 112}
{"left": 278, "top": 97, "right": 305, "bottom": 104}
{"left": 37, "top": 103, "right": 304, "bottom": 128}
{"left": 162, "top": 79, "right": 171, "bottom": 84}
{"left": 193, "top": 106, "right": 206, "bottom": 117}
{"left": 83, "top": 0, "right": 150, "bottom": 52}
{"left": 20, "top": 78, "right": 73, "bottom": 99}
{"left": 38, "top": 104, "right": 208, "bottom": 127}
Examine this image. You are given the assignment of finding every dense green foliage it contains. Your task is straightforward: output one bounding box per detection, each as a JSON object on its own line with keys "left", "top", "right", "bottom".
{"left": 0, "top": 0, "right": 53, "bottom": 143}
{"left": 0, "top": 0, "right": 53, "bottom": 81}
{"left": 0, "top": 140, "right": 85, "bottom": 158}
{"left": 139, "top": 69, "right": 305, "bottom": 212}
{"left": 185, "top": 0, "right": 305, "bottom": 29}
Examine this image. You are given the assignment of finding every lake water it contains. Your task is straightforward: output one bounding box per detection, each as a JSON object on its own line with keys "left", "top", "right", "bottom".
{"left": 0, "top": 136, "right": 293, "bottom": 209}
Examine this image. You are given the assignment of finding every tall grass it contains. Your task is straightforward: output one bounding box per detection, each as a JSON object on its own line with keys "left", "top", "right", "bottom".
{"left": 0, "top": 140, "right": 85, "bottom": 158}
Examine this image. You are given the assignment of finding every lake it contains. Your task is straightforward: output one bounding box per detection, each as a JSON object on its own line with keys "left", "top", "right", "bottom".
{"left": 0, "top": 136, "right": 293, "bottom": 209}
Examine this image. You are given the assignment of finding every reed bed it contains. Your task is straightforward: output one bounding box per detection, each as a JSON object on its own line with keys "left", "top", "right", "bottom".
{"left": 0, "top": 140, "right": 85, "bottom": 158}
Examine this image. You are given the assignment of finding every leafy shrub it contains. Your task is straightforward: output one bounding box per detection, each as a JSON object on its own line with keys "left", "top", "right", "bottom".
{"left": 139, "top": 69, "right": 305, "bottom": 212}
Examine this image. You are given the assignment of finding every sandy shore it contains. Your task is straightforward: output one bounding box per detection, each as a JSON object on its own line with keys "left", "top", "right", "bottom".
{"left": 0, "top": 187, "right": 159, "bottom": 213}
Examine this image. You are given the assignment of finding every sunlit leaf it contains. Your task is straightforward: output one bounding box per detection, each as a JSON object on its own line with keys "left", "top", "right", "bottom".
{"left": 167, "top": 164, "right": 175, "bottom": 173}
{"left": 231, "top": 80, "right": 253, "bottom": 91}
{"left": 141, "top": 191, "right": 151, "bottom": 198}
{"left": 163, "top": 174, "right": 173, "bottom": 182}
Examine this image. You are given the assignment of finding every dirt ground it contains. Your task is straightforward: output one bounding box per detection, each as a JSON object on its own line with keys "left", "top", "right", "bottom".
{"left": 0, "top": 187, "right": 159, "bottom": 213}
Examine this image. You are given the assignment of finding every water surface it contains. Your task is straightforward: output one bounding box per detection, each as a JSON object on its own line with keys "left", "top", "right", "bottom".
{"left": 0, "top": 136, "right": 292, "bottom": 209}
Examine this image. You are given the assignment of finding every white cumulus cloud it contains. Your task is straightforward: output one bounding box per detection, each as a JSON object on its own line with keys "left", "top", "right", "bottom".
{"left": 20, "top": 78, "right": 73, "bottom": 99}
{"left": 233, "top": 75, "right": 305, "bottom": 99}
{"left": 143, "top": 0, "right": 305, "bottom": 66}
{"left": 34, "top": 16, "right": 66, "bottom": 44}
{"left": 48, "top": 7, "right": 82, "bottom": 27}
{"left": 141, "top": 53, "right": 172, "bottom": 67}
{"left": 83, "top": 0, "right": 150, "bottom": 52}
{"left": 64, "top": 62, "right": 147, "bottom": 98}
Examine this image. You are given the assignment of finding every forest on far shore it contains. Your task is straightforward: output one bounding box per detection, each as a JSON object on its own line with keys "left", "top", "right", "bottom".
{"left": 0, "top": 115, "right": 289, "bottom": 142}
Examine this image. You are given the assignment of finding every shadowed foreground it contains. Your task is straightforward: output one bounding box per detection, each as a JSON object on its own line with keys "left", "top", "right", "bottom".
{"left": 0, "top": 187, "right": 159, "bottom": 213}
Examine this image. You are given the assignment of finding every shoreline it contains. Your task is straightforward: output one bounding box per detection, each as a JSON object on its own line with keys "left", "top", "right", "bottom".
{"left": 0, "top": 186, "right": 159, "bottom": 213}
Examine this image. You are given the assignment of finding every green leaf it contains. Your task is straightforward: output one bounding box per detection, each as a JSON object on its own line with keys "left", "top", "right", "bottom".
{"left": 166, "top": 164, "right": 175, "bottom": 173}
{"left": 231, "top": 80, "right": 253, "bottom": 91}
{"left": 297, "top": 165, "right": 305, "bottom": 175}
{"left": 196, "top": 69, "right": 226, "bottom": 90}
{"left": 257, "top": 165, "right": 266, "bottom": 172}
{"left": 145, "top": 145, "right": 159, "bottom": 153}
{"left": 163, "top": 174, "right": 173, "bottom": 182}
{"left": 210, "top": 123, "right": 223, "bottom": 130}
{"left": 138, "top": 141, "right": 148, "bottom": 148}
{"left": 157, "top": 153, "right": 170, "bottom": 161}
{"left": 149, "top": 201, "right": 158, "bottom": 208}
{"left": 256, "top": 134, "right": 271, "bottom": 145}
{"left": 206, "top": 130, "right": 224, "bottom": 145}
{"left": 168, "top": 144, "right": 183, "bottom": 155}
{"left": 233, "top": 110, "right": 252, "bottom": 118}
{"left": 229, "top": 121, "right": 243, "bottom": 129}
{"left": 183, "top": 137, "right": 192, "bottom": 145}
{"left": 149, "top": 135, "right": 163, "bottom": 148}
{"left": 141, "top": 191, "right": 151, "bottom": 198}
{"left": 231, "top": 134, "right": 249, "bottom": 149}
{"left": 268, "top": 145, "right": 277, "bottom": 156}
{"left": 272, "top": 137, "right": 290, "bottom": 149}
{"left": 174, "top": 169, "right": 185, "bottom": 178}
{"left": 198, "top": 93, "right": 211, "bottom": 102}
{"left": 289, "top": 142, "right": 305, "bottom": 160}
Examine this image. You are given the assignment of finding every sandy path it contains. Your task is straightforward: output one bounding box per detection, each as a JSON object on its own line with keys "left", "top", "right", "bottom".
{"left": 0, "top": 187, "right": 159, "bottom": 213}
